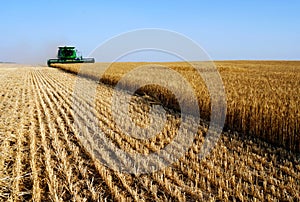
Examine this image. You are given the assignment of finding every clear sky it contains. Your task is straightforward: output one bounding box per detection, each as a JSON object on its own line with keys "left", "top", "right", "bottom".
{"left": 1, "top": 0, "right": 300, "bottom": 64}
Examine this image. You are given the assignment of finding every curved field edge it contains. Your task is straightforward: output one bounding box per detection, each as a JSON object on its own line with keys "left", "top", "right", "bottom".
{"left": 52, "top": 61, "right": 300, "bottom": 153}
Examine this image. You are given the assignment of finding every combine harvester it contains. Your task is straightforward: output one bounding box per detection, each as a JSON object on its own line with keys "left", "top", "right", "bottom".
{"left": 47, "top": 46, "right": 95, "bottom": 67}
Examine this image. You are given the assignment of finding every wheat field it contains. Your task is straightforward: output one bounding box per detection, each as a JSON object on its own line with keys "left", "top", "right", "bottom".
{"left": 0, "top": 62, "right": 299, "bottom": 201}
{"left": 54, "top": 61, "right": 300, "bottom": 152}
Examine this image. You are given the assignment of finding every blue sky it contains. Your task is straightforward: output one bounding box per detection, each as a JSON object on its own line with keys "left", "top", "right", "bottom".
{"left": 1, "top": 0, "right": 299, "bottom": 64}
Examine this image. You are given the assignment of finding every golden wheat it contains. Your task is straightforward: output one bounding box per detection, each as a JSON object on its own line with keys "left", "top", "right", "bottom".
{"left": 53, "top": 61, "right": 300, "bottom": 153}
{"left": 0, "top": 63, "right": 299, "bottom": 201}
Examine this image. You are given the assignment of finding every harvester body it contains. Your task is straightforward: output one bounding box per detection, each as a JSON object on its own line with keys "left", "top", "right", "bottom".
{"left": 47, "top": 46, "right": 95, "bottom": 67}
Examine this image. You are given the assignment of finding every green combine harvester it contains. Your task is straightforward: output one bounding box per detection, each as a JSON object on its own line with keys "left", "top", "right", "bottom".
{"left": 47, "top": 46, "right": 95, "bottom": 67}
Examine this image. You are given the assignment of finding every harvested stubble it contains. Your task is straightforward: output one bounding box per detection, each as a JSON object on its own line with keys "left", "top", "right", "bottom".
{"left": 0, "top": 64, "right": 299, "bottom": 201}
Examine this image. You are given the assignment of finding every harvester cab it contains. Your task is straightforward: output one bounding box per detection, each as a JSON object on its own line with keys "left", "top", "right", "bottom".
{"left": 47, "top": 46, "right": 95, "bottom": 67}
